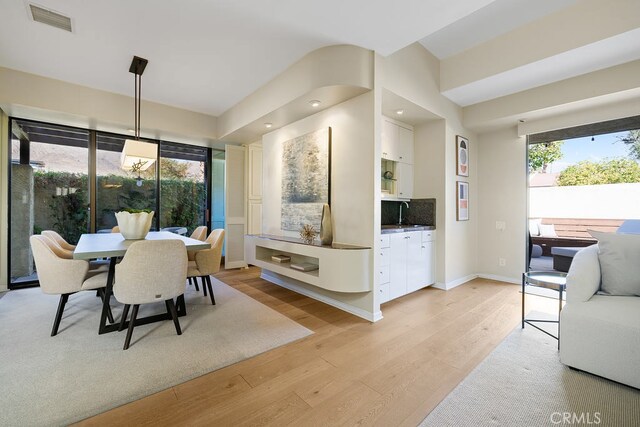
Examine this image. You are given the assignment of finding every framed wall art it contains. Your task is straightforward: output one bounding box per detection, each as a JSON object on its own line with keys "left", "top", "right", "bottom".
{"left": 456, "top": 135, "right": 469, "bottom": 177}
{"left": 281, "top": 127, "right": 332, "bottom": 231}
{"left": 456, "top": 181, "right": 469, "bottom": 221}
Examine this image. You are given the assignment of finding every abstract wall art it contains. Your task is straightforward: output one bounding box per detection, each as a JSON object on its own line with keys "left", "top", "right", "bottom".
{"left": 456, "top": 181, "right": 469, "bottom": 221}
{"left": 281, "top": 127, "right": 331, "bottom": 231}
{"left": 456, "top": 135, "right": 469, "bottom": 177}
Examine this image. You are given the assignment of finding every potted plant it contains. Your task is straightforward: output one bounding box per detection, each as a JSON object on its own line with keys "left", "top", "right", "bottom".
{"left": 115, "top": 208, "right": 154, "bottom": 240}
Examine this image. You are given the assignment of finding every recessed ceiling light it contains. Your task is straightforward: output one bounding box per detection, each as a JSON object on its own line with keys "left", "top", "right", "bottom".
{"left": 264, "top": 123, "right": 273, "bottom": 128}
{"left": 396, "top": 109, "right": 404, "bottom": 115}
{"left": 519, "top": 119, "right": 526, "bottom": 123}
{"left": 309, "top": 100, "right": 321, "bottom": 108}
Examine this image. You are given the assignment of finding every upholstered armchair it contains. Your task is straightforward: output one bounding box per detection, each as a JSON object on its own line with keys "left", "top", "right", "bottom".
{"left": 113, "top": 239, "right": 188, "bottom": 350}
{"left": 30, "top": 235, "right": 111, "bottom": 336}
{"left": 188, "top": 229, "right": 224, "bottom": 305}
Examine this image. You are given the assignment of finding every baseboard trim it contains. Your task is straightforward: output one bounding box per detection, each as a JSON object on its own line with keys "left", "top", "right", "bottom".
{"left": 261, "top": 270, "right": 381, "bottom": 323}
{"left": 478, "top": 274, "right": 520, "bottom": 285}
{"left": 432, "top": 274, "right": 478, "bottom": 291}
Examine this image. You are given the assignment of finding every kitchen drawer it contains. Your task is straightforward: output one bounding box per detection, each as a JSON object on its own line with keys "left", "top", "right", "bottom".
{"left": 379, "top": 247, "right": 390, "bottom": 266}
{"left": 422, "top": 230, "right": 435, "bottom": 242}
{"left": 378, "top": 283, "right": 390, "bottom": 304}
{"left": 379, "top": 234, "right": 390, "bottom": 248}
{"left": 376, "top": 264, "right": 390, "bottom": 285}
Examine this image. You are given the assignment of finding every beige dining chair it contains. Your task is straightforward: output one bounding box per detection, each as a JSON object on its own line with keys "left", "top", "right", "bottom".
{"left": 188, "top": 229, "right": 224, "bottom": 305}
{"left": 41, "top": 231, "right": 109, "bottom": 272}
{"left": 187, "top": 226, "right": 208, "bottom": 291}
{"left": 41, "top": 230, "right": 76, "bottom": 251}
{"left": 30, "top": 235, "right": 112, "bottom": 336}
{"left": 113, "top": 239, "right": 188, "bottom": 350}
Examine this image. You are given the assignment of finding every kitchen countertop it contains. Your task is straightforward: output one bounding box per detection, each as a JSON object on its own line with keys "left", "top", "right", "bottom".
{"left": 381, "top": 224, "right": 435, "bottom": 234}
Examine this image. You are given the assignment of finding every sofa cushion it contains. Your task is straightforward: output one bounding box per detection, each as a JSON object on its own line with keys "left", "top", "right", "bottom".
{"left": 551, "top": 246, "right": 580, "bottom": 258}
{"left": 590, "top": 231, "right": 640, "bottom": 296}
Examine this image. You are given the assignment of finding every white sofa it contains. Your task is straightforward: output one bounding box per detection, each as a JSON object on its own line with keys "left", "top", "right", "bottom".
{"left": 559, "top": 244, "right": 640, "bottom": 389}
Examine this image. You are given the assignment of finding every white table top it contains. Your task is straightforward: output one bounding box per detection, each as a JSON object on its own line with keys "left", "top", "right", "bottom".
{"left": 74, "top": 231, "right": 210, "bottom": 260}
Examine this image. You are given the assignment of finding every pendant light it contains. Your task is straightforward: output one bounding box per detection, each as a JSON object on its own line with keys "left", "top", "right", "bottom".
{"left": 121, "top": 56, "right": 157, "bottom": 182}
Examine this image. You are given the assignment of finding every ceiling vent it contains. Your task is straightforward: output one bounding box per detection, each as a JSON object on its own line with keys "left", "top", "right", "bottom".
{"left": 29, "top": 4, "right": 72, "bottom": 32}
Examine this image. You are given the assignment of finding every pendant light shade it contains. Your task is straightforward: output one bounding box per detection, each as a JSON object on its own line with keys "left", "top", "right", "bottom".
{"left": 121, "top": 56, "right": 156, "bottom": 171}
{"left": 121, "top": 139, "right": 157, "bottom": 170}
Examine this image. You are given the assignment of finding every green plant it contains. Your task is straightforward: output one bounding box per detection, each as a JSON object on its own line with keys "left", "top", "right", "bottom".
{"left": 48, "top": 190, "right": 88, "bottom": 244}
{"left": 122, "top": 208, "right": 152, "bottom": 214}
{"left": 557, "top": 158, "right": 640, "bottom": 186}
{"left": 618, "top": 129, "right": 640, "bottom": 160}
{"left": 529, "top": 141, "right": 564, "bottom": 173}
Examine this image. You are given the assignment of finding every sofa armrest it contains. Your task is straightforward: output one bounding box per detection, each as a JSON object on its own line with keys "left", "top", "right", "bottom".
{"left": 565, "top": 244, "right": 600, "bottom": 303}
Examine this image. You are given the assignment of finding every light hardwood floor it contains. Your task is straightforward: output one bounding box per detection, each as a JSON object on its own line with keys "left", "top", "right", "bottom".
{"left": 77, "top": 267, "right": 556, "bottom": 426}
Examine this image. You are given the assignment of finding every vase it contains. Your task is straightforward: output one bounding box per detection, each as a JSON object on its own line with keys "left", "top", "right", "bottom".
{"left": 320, "top": 204, "right": 333, "bottom": 246}
{"left": 115, "top": 211, "right": 154, "bottom": 240}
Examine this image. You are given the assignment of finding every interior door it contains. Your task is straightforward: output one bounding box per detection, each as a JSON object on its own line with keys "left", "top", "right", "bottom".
{"left": 224, "top": 145, "right": 247, "bottom": 269}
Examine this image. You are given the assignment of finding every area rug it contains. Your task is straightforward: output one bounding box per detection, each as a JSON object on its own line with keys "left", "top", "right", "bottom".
{"left": 0, "top": 278, "right": 312, "bottom": 426}
{"left": 420, "top": 322, "right": 640, "bottom": 427}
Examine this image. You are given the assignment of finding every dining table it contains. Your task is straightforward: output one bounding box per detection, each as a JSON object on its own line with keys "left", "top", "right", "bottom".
{"left": 74, "top": 231, "right": 210, "bottom": 334}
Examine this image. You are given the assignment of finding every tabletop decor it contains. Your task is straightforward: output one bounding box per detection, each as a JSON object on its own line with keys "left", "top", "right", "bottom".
{"left": 319, "top": 203, "right": 333, "bottom": 245}
{"left": 299, "top": 224, "right": 317, "bottom": 244}
{"left": 115, "top": 209, "right": 154, "bottom": 239}
{"left": 281, "top": 127, "right": 331, "bottom": 232}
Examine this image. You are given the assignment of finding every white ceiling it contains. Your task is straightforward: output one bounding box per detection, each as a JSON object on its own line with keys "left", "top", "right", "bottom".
{"left": 0, "top": 0, "right": 637, "bottom": 119}
{"left": 419, "top": 0, "right": 578, "bottom": 59}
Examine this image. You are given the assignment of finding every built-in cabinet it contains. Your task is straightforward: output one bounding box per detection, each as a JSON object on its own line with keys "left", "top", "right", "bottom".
{"left": 377, "top": 230, "right": 436, "bottom": 304}
{"left": 381, "top": 117, "right": 414, "bottom": 200}
{"left": 247, "top": 143, "right": 263, "bottom": 235}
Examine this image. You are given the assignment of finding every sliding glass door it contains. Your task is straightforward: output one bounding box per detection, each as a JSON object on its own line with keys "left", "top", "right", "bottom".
{"left": 9, "top": 119, "right": 90, "bottom": 285}
{"left": 96, "top": 133, "right": 157, "bottom": 232}
{"left": 7, "top": 118, "right": 214, "bottom": 288}
{"left": 159, "top": 142, "right": 209, "bottom": 236}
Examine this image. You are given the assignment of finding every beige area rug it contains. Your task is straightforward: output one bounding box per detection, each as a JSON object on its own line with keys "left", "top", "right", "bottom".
{"left": 0, "top": 278, "right": 312, "bottom": 426}
{"left": 420, "top": 319, "right": 640, "bottom": 427}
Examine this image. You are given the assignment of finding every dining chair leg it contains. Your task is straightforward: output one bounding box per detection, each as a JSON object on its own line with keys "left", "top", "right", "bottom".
{"left": 201, "top": 276, "right": 207, "bottom": 297}
{"left": 119, "top": 304, "right": 131, "bottom": 332}
{"left": 123, "top": 304, "right": 139, "bottom": 350}
{"left": 166, "top": 298, "right": 182, "bottom": 335}
{"left": 194, "top": 277, "right": 199, "bottom": 292}
{"left": 205, "top": 276, "right": 216, "bottom": 305}
{"left": 51, "top": 293, "right": 70, "bottom": 336}
{"left": 97, "top": 288, "right": 115, "bottom": 324}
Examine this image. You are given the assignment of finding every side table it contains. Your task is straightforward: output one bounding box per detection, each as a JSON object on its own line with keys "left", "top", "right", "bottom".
{"left": 522, "top": 271, "right": 567, "bottom": 349}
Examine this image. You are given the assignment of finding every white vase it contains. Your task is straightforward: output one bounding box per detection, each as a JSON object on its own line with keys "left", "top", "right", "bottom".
{"left": 320, "top": 204, "right": 333, "bottom": 246}
{"left": 115, "top": 211, "right": 154, "bottom": 240}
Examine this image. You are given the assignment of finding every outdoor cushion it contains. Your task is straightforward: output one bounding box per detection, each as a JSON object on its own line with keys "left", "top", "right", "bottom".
{"left": 590, "top": 231, "right": 640, "bottom": 296}
{"left": 551, "top": 246, "right": 580, "bottom": 258}
{"left": 531, "top": 244, "right": 542, "bottom": 258}
{"left": 539, "top": 224, "right": 557, "bottom": 237}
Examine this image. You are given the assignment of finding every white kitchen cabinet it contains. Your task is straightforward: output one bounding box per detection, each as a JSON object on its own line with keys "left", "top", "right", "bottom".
{"left": 386, "top": 230, "right": 436, "bottom": 302}
{"left": 397, "top": 125, "right": 414, "bottom": 164}
{"left": 381, "top": 119, "right": 398, "bottom": 161}
{"left": 389, "top": 233, "right": 408, "bottom": 299}
{"left": 396, "top": 162, "right": 413, "bottom": 199}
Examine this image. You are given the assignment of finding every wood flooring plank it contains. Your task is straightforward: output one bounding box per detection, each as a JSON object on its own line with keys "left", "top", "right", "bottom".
{"left": 77, "top": 268, "right": 558, "bottom": 426}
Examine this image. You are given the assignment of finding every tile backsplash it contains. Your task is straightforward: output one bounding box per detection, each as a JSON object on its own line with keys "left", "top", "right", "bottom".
{"left": 381, "top": 198, "right": 436, "bottom": 226}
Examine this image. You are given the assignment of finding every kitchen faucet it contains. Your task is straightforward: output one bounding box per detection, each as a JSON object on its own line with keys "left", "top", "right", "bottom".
{"left": 398, "top": 201, "right": 409, "bottom": 225}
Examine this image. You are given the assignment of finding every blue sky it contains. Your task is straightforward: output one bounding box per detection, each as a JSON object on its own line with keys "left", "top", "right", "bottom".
{"left": 547, "top": 130, "right": 634, "bottom": 173}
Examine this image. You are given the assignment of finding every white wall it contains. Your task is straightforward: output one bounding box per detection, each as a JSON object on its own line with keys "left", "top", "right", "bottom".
{"left": 530, "top": 183, "right": 640, "bottom": 219}
{"left": 477, "top": 127, "right": 527, "bottom": 283}
{"left": 414, "top": 120, "right": 446, "bottom": 284}
{"left": 0, "top": 67, "right": 217, "bottom": 147}
{"left": 381, "top": 44, "right": 479, "bottom": 288}
{"left": 262, "top": 92, "right": 376, "bottom": 315}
